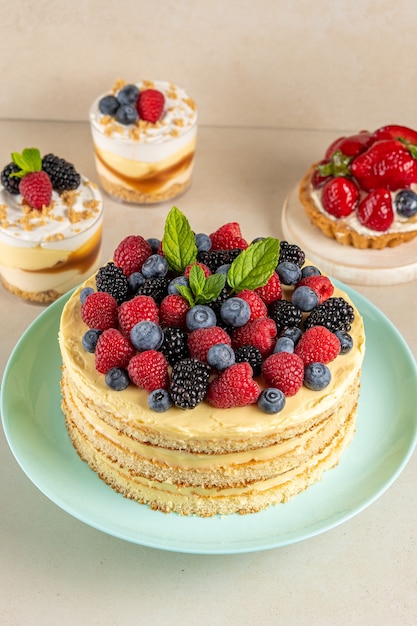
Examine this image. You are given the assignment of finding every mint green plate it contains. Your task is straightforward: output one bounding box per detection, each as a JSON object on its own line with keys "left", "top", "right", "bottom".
{"left": 1, "top": 283, "right": 417, "bottom": 554}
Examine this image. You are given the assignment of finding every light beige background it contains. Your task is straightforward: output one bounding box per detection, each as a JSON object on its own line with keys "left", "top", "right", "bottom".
{"left": 1, "top": 0, "right": 416, "bottom": 131}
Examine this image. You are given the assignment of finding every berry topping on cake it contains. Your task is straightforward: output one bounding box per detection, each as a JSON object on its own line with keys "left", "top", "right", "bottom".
{"left": 351, "top": 139, "right": 417, "bottom": 191}
{"left": 113, "top": 235, "right": 152, "bottom": 277}
{"left": 137, "top": 89, "right": 165, "bottom": 123}
{"left": 81, "top": 291, "right": 118, "bottom": 330}
{"left": 76, "top": 207, "right": 357, "bottom": 411}
{"left": 170, "top": 358, "right": 210, "bottom": 409}
{"left": 207, "top": 362, "right": 261, "bottom": 408}
{"left": 128, "top": 350, "right": 169, "bottom": 391}
{"left": 95, "top": 328, "right": 136, "bottom": 374}
{"left": 262, "top": 352, "right": 304, "bottom": 397}
{"left": 295, "top": 326, "right": 341, "bottom": 365}
{"left": 0, "top": 162, "right": 21, "bottom": 194}
{"left": 18, "top": 171, "right": 52, "bottom": 210}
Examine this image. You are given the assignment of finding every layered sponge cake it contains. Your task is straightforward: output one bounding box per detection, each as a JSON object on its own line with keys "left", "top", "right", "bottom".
{"left": 59, "top": 208, "right": 365, "bottom": 516}
{"left": 299, "top": 125, "right": 417, "bottom": 249}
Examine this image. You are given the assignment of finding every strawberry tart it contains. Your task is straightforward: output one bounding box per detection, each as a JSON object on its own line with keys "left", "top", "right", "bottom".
{"left": 59, "top": 208, "right": 365, "bottom": 516}
{"left": 0, "top": 148, "right": 103, "bottom": 304}
{"left": 299, "top": 125, "right": 417, "bottom": 249}
{"left": 89, "top": 79, "right": 197, "bottom": 204}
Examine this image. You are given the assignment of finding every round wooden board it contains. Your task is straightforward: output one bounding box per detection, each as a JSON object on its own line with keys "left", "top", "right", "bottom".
{"left": 281, "top": 185, "right": 417, "bottom": 286}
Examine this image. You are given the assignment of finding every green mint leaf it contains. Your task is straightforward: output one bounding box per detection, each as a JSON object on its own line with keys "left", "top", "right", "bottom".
{"left": 196, "top": 272, "right": 226, "bottom": 304}
{"left": 176, "top": 284, "right": 195, "bottom": 307}
{"left": 188, "top": 264, "right": 206, "bottom": 298}
{"left": 227, "top": 237, "right": 279, "bottom": 293}
{"left": 162, "top": 206, "right": 197, "bottom": 273}
{"left": 11, "top": 148, "right": 42, "bottom": 177}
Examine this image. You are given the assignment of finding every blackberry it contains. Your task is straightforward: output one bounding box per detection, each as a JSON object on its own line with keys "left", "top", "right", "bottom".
{"left": 170, "top": 358, "right": 210, "bottom": 409}
{"left": 197, "top": 248, "right": 241, "bottom": 273}
{"left": 268, "top": 300, "right": 302, "bottom": 331}
{"left": 278, "top": 241, "right": 305, "bottom": 268}
{"left": 161, "top": 327, "right": 189, "bottom": 365}
{"left": 234, "top": 345, "right": 263, "bottom": 377}
{"left": 136, "top": 276, "right": 169, "bottom": 304}
{"left": 304, "top": 297, "right": 355, "bottom": 332}
{"left": 1, "top": 162, "right": 21, "bottom": 194}
{"left": 208, "top": 285, "right": 231, "bottom": 320}
{"left": 95, "top": 262, "right": 129, "bottom": 304}
{"left": 42, "top": 153, "right": 81, "bottom": 191}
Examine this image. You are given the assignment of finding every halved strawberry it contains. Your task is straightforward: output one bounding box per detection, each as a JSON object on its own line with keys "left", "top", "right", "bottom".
{"left": 357, "top": 189, "right": 394, "bottom": 231}
{"left": 351, "top": 139, "right": 417, "bottom": 191}
{"left": 372, "top": 124, "right": 417, "bottom": 144}
{"left": 325, "top": 131, "right": 373, "bottom": 159}
{"left": 321, "top": 176, "right": 360, "bottom": 218}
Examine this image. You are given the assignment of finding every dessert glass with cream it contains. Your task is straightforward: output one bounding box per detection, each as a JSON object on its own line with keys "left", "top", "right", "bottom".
{"left": 0, "top": 150, "right": 103, "bottom": 304}
{"left": 89, "top": 79, "right": 198, "bottom": 205}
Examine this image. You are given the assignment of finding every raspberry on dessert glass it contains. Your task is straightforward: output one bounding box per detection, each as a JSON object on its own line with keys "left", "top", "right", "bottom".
{"left": 0, "top": 148, "right": 103, "bottom": 304}
{"left": 89, "top": 79, "right": 198, "bottom": 205}
{"left": 298, "top": 125, "right": 417, "bottom": 249}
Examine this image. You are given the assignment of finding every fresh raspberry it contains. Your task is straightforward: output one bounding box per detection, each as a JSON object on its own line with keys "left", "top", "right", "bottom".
{"left": 262, "top": 352, "right": 304, "bottom": 397}
{"left": 296, "top": 275, "right": 334, "bottom": 304}
{"left": 207, "top": 362, "right": 261, "bottom": 408}
{"left": 159, "top": 294, "right": 190, "bottom": 329}
{"left": 188, "top": 326, "right": 231, "bottom": 363}
{"left": 118, "top": 295, "right": 159, "bottom": 336}
{"left": 237, "top": 289, "right": 268, "bottom": 320}
{"left": 254, "top": 272, "right": 282, "bottom": 305}
{"left": 127, "top": 350, "right": 169, "bottom": 391}
{"left": 81, "top": 291, "right": 118, "bottom": 330}
{"left": 295, "top": 326, "right": 341, "bottom": 365}
{"left": 137, "top": 89, "right": 165, "bottom": 123}
{"left": 113, "top": 235, "right": 152, "bottom": 277}
{"left": 19, "top": 171, "right": 52, "bottom": 210}
{"left": 209, "top": 222, "right": 248, "bottom": 251}
{"left": 95, "top": 328, "right": 136, "bottom": 374}
{"left": 184, "top": 262, "right": 211, "bottom": 278}
{"left": 231, "top": 317, "right": 277, "bottom": 357}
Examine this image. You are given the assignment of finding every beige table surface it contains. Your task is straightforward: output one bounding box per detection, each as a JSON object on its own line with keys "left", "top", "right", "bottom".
{"left": 0, "top": 120, "right": 416, "bottom": 626}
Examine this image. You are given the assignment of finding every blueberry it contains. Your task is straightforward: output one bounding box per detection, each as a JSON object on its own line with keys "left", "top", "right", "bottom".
{"left": 276, "top": 261, "right": 302, "bottom": 285}
{"left": 280, "top": 326, "right": 302, "bottom": 344}
{"left": 98, "top": 95, "right": 120, "bottom": 116}
{"left": 195, "top": 233, "right": 212, "bottom": 252}
{"left": 105, "top": 367, "right": 130, "bottom": 391}
{"left": 220, "top": 297, "right": 251, "bottom": 327}
{"left": 301, "top": 265, "right": 321, "bottom": 278}
{"left": 207, "top": 343, "right": 235, "bottom": 370}
{"left": 141, "top": 254, "right": 168, "bottom": 278}
{"left": 186, "top": 305, "right": 217, "bottom": 331}
{"left": 304, "top": 362, "right": 331, "bottom": 391}
{"left": 117, "top": 84, "right": 139, "bottom": 105}
{"left": 115, "top": 104, "right": 138, "bottom": 125}
{"left": 147, "top": 237, "right": 161, "bottom": 254}
{"left": 80, "top": 286, "right": 94, "bottom": 304}
{"left": 273, "top": 336, "right": 294, "bottom": 353}
{"left": 292, "top": 285, "right": 319, "bottom": 312}
{"left": 335, "top": 330, "right": 353, "bottom": 354}
{"left": 148, "top": 388, "right": 173, "bottom": 412}
{"left": 130, "top": 321, "right": 164, "bottom": 351}
{"left": 394, "top": 189, "right": 417, "bottom": 218}
{"left": 128, "top": 271, "right": 146, "bottom": 293}
{"left": 216, "top": 263, "right": 231, "bottom": 275}
{"left": 168, "top": 275, "right": 189, "bottom": 295}
{"left": 257, "top": 388, "right": 286, "bottom": 414}
{"left": 82, "top": 329, "right": 102, "bottom": 353}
